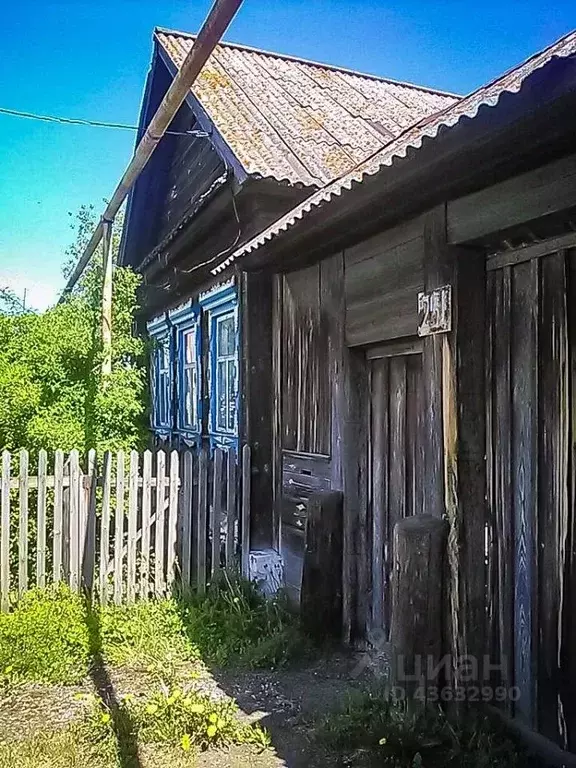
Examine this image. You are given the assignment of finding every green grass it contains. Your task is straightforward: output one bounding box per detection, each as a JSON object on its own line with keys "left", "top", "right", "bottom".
{"left": 319, "top": 690, "right": 534, "bottom": 767}
{"left": 177, "top": 573, "right": 313, "bottom": 669}
{"left": 0, "top": 585, "right": 90, "bottom": 685}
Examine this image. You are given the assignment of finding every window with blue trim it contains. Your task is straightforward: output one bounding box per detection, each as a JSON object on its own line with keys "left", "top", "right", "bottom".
{"left": 170, "top": 303, "right": 202, "bottom": 442}
{"left": 147, "top": 315, "right": 173, "bottom": 437}
{"left": 200, "top": 283, "right": 239, "bottom": 449}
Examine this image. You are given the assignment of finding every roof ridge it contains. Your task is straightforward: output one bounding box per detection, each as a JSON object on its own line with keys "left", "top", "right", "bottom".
{"left": 153, "top": 26, "right": 461, "bottom": 98}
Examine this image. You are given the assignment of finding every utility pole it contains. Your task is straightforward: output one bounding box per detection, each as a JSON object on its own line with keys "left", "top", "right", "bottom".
{"left": 101, "top": 219, "right": 113, "bottom": 376}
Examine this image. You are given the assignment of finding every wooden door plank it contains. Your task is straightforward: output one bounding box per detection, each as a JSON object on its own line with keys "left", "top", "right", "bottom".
{"left": 370, "top": 358, "right": 388, "bottom": 632}
{"left": 538, "top": 250, "right": 569, "bottom": 744}
{"left": 511, "top": 258, "right": 539, "bottom": 727}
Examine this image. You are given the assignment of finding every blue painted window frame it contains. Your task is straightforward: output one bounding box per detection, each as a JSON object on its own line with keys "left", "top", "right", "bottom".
{"left": 169, "top": 302, "right": 202, "bottom": 445}
{"left": 200, "top": 284, "right": 239, "bottom": 450}
{"left": 147, "top": 314, "right": 174, "bottom": 439}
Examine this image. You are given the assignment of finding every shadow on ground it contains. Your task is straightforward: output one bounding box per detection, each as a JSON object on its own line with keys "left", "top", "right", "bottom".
{"left": 85, "top": 599, "right": 143, "bottom": 768}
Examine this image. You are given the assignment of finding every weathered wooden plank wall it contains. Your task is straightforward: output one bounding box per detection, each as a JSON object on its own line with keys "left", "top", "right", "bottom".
{"left": 486, "top": 239, "right": 576, "bottom": 747}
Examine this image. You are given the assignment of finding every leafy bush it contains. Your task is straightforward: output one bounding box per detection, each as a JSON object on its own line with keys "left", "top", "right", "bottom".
{"left": 0, "top": 206, "right": 148, "bottom": 454}
{"left": 319, "top": 691, "right": 533, "bottom": 767}
{"left": 178, "top": 574, "right": 312, "bottom": 668}
{"left": 0, "top": 585, "right": 90, "bottom": 685}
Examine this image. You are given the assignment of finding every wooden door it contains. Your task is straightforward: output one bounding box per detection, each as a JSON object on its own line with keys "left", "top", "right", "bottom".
{"left": 368, "top": 341, "right": 424, "bottom": 634}
{"left": 486, "top": 238, "right": 576, "bottom": 747}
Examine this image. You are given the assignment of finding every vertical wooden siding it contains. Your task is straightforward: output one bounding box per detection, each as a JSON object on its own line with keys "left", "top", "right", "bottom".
{"left": 487, "top": 246, "right": 574, "bottom": 745}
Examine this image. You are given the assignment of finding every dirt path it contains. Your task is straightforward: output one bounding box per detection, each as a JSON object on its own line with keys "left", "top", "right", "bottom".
{"left": 0, "top": 652, "right": 373, "bottom": 767}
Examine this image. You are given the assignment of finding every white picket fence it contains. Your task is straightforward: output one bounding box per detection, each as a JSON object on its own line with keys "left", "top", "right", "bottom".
{"left": 0, "top": 445, "right": 251, "bottom": 611}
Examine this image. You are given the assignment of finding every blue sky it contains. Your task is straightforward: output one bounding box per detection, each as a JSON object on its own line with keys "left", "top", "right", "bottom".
{"left": 0, "top": 1, "right": 573, "bottom": 309}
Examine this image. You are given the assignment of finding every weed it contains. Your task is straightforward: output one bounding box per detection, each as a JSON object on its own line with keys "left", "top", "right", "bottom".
{"left": 0, "top": 584, "right": 90, "bottom": 686}
{"left": 319, "top": 690, "right": 534, "bottom": 767}
{"left": 98, "top": 599, "right": 200, "bottom": 672}
{"left": 77, "top": 684, "right": 270, "bottom": 753}
{"left": 178, "top": 572, "right": 312, "bottom": 668}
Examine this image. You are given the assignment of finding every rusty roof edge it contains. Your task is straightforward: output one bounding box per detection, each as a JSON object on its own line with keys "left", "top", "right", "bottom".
{"left": 212, "top": 35, "right": 576, "bottom": 274}
{"left": 153, "top": 26, "right": 462, "bottom": 98}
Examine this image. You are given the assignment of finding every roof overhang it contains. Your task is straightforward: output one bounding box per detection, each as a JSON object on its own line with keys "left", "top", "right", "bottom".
{"left": 214, "top": 40, "right": 576, "bottom": 274}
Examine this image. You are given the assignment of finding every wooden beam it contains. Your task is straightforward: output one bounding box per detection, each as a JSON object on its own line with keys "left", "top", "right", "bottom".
{"left": 447, "top": 152, "right": 576, "bottom": 245}
{"left": 486, "top": 231, "right": 576, "bottom": 271}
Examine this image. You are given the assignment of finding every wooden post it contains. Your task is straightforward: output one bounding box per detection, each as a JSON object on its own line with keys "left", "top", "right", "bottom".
{"left": 390, "top": 515, "right": 448, "bottom": 702}
{"left": 1, "top": 451, "right": 11, "bottom": 611}
{"left": 101, "top": 218, "right": 113, "bottom": 376}
{"left": 300, "top": 491, "right": 343, "bottom": 642}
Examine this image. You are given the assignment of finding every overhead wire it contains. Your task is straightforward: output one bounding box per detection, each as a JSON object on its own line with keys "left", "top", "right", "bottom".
{"left": 0, "top": 105, "right": 208, "bottom": 137}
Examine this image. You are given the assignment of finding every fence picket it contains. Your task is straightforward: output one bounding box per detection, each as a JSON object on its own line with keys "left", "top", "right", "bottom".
{"left": 140, "top": 450, "right": 152, "bottom": 599}
{"left": 100, "top": 452, "right": 112, "bottom": 604}
{"left": 0, "top": 444, "right": 250, "bottom": 606}
{"left": 36, "top": 450, "right": 47, "bottom": 588}
{"left": 1, "top": 451, "right": 11, "bottom": 611}
{"left": 154, "top": 450, "right": 166, "bottom": 598}
{"left": 226, "top": 448, "right": 237, "bottom": 568}
{"left": 180, "top": 451, "right": 194, "bottom": 594}
{"left": 53, "top": 450, "right": 64, "bottom": 584}
{"left": 126, "top": 451, "right": 139, "bottom": 604}
{"left": 69, "top": 450, "right": 81, "bottom": 591}
{"left": 211, "top": 448, "right": 224, "bottom": 578}
{"left": 166, "top": 451, "right": 179, "bottom": 590}
{"left": 241, "top": 445, "right": 251, "bottom": 579}
{"left": 114, "top": 451, "right": 125, "bottom": 605}
{"left": 82, "top": 449, "right": 97, "bottom": 593}
{"left": 196, "top": 448, "right": 208, "bottom": 594}
{"left": 18, "top": 449, "right": 29, "bottom": 597}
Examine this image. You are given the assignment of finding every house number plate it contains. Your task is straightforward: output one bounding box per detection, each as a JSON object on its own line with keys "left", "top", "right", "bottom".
{"left": 417, "top": 285, "right": 452, "bottom": 336}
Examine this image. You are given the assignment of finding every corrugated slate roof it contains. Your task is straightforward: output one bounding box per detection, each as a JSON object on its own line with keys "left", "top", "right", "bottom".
{"left": 215, "top": 29, "right": 576, "bottom": 273}
{"left": 156, "top": 28, "right": 458, "bottom": 188}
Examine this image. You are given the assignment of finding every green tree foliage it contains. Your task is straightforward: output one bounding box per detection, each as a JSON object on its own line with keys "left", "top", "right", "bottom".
{"left": 0, "top": 205, "right": 148, "bottom": 453}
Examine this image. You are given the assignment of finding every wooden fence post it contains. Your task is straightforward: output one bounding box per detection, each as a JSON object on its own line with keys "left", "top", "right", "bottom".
{"left": 82, "top": 449, "right": 97, "bottom": 594}
{"left": 1, "top": 451, "right": 10, "bottom": 611}
{"left": 18, "top": 449, "right": 29, "bottom": 598}
{"left": 180, "top": 451, "right": 194, "bottom": 595}
{"left": 154, "top": 450, "right": 166, "bottom": 598}
{"left": 100, "top": 451, "right": 112, "bottom": 604}
{"left": 127, "top": 450, "right": 139, "bottom": 603}
{"left": 196, "top": 448, "right": 208, "bottom": 594}
{"left": 36, "top": 449, "right": 47, "bottom": 588}
{"left": 166, "top": 451, "right": 179, "bottom": 591}
{"left": 140, "top": 450, "right": 152, "bottom": 599}
{"left": 114, "top": 450, "right": 125, "bottom": 604}
{"left": 390, "top": 515, "right": 448, "bottom": 702}
{"left": 211, "top": 448, "right": 224, "bottom": 578}
{"left": 69, "top": 450, "right": 80, "bottom": 592}
{"left": 225, "top": 448, "right": 237, "bottom": 568}
{"left": 53, "top": 450, "right": 64, "bottom": 584}
{"left": 241, "top": 444, "right": 251, "bottom": 579}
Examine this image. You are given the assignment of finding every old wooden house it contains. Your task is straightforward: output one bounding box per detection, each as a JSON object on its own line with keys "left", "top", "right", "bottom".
{"left": 124, "top": 23, "right": 576, "bottom": 754}
{"left": 207, "top": 28, "right": 576, "bottom": 756}
{"left": 120, "top": 28, "right": 456, "bottom": 533}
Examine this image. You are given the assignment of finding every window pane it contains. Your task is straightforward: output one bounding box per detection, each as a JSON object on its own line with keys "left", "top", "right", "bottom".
{"left": 227, "top": 359, "right": 236, "bottom": 430}
{"left": 217, "top": 315, "right": 235, "bottom": 357}
{"left": 184, "top": 368, "right": 195, "bottom": 426}
{"left": 184, "top": 328, "right": 196, "bottom": 365}
{"left": 217, "top": 360, "right": 227, "bottom": 430}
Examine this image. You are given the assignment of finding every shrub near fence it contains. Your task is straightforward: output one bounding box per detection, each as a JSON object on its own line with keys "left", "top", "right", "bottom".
{"left": 0, "top": 445, "right": 251, "bottom": 611}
